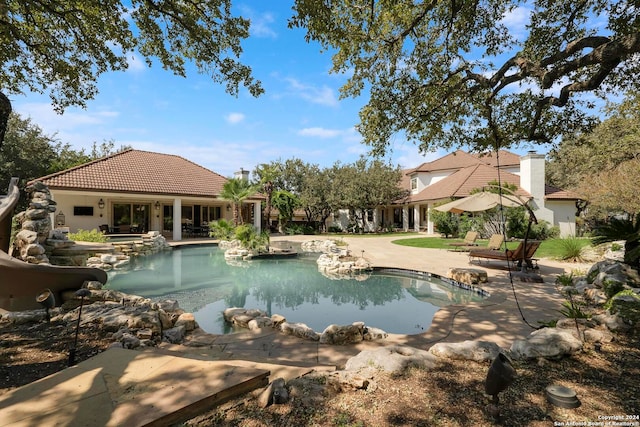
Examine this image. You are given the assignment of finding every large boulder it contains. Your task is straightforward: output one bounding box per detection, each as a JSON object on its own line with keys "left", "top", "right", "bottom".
{"left": 510, "top": 328, "right": 583, "bottom": 360}
{"left": 345, "top": 345, "right": 437, "bottom": 373}
{"left": 430, "top": 340, "right": 502, "bottom": 362}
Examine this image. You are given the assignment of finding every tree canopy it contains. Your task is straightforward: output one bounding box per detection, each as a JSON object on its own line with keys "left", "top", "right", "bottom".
{"left": 0, "top": 0, "right": 263, "bottom": 148}
{"left": 290, "top": 1, "right": 640, "bottom": 154}
{"left": 547, "top": 92, "right": 640, "bottom": 191}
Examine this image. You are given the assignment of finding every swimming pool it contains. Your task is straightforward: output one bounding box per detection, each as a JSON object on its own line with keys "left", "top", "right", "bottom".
{"left": 106, "top": 245, "right": 488, "bottom": 335}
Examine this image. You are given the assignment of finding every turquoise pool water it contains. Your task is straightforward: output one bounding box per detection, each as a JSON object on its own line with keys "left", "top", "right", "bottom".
{"left": 106, "top": 245, "right": 488, "bottom": 335}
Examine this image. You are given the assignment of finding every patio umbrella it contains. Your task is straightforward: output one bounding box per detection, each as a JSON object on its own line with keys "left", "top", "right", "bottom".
{"left": 434, "top": 192, "right": 525, "bottom": 213}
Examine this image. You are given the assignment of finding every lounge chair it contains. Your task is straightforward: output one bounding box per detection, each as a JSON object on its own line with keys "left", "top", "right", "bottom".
{"left": 468, "top": 240, "right": 541, "bottom": 269}
{"left": 486, "top": 234, "right": 505, "bottom": 250}
{"left": 448, "top": 231, "right": 479, "bottom": 251}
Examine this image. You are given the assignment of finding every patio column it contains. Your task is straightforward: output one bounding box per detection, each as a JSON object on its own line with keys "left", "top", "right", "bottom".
{"left": 253, "top": 201, "right": 261, "bottom": 232}
{"left": 402, "top": 206, "right": 409, "bottom": 231}
{"left": 173, "top": 198, "right": 182, "bottom": 241}
{"left": 427, "top": 204, "right": 435, "bottom": 235}
{"left": 413, "top": 205, "right": 420, "bottom": 232}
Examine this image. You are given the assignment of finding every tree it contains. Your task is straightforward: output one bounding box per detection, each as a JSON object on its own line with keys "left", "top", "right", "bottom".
{"left": 271, "top": 190, "right": 301, "bottom": 233}
{"left": 0, "top": 113, "right": 57, "bottom": 195}
{"left": 252, "top": 162, "right": 281, "bottom": 231}
{"left": 328, "top": 157, "right": 408, "bottom": 232}
{"left": 49, "top": 139, "right": 131, "bottom": 173}
{"left": 290, "top": 1, "right": 640, "bottom": 154}
{"left": 298, "top": 165, "right": 333, "bottom": 232}
{"left": 547, "top": 93, "right": 640, "bottom": 191}
{"left": 219, "top": 178, "right": 257, "bottom": 226}
{"left": 577, "top": 158, "right": 640, "bottom": 220}
{"left": 0, "top": 0, "right": 263, "bottom": 150}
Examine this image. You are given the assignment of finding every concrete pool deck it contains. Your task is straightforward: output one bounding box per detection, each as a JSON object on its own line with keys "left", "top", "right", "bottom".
{"left": 0, "top": 234, "right": 593, "bottom": 426}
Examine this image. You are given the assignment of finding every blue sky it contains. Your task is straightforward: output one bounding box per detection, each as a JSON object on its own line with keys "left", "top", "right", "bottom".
{"left": 11, "top": 3, "right": 605, "bottom": 178}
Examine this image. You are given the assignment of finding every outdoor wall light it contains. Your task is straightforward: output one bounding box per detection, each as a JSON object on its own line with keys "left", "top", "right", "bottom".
{"left": 154, "top": 201, "right": 160, "bottom": 210}
{"left": 55, "top": 211, "right": 65, "bottom": 226}
{"left": 226, "top": 204, "right": 231, "bottom": 212}
{"left": 98, "top": 198, "right": 105, "bottom": 209}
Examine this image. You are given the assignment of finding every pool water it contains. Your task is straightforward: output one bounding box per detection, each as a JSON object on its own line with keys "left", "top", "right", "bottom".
{"left": 106, "top": 245, "right": 488, "bottom": 335}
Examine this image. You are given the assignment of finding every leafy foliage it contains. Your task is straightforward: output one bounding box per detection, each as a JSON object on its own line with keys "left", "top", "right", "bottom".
{"left": 271, "top": 190, "right": 301, "bottom": 233}
{"left": 0, "top": 0, "right": 263, "bottom": 149}
{"left": 557, "top": 300, "right": 590, "bottom": 320}
{"left": 592, "top": 217, "right": 640, "bottom": 268}
{"left": 430, "top": 206, "right": 459, "bottom": 238}
{"left": 557, "top": 237, "right": 586, "bottom": 262}
{"left": 220, "top": 178, "right": 258, "bottom": 226}
{"left": 208, "top": 219, "right": 235, "bottom": 240}
{"left": 233, "top": 224, "right": 269, "bottom": 253}
{"left": 68, "top": 228, "right": 108, "bottom": 243}
{"left": 291, "top": 1, "right": 640, "bottom": 153}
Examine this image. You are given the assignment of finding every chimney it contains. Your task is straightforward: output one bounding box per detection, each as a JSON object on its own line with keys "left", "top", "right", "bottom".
{"left": 234, "top": 167, "right": 250, "bottom": 182}
{"left": 520, "top": 151, "right": 545, "bottom": 208}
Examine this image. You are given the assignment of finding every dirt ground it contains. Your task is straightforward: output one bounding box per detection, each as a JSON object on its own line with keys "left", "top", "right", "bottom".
{"left": 1, "top": 318, "right": 639, "bottom": 427}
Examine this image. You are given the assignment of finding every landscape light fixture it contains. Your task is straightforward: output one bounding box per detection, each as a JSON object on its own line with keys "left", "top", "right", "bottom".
{"left": 68, "top": 288, "right": 92, "bottom": 367}
{"left": 36, "top": 289, "right": 55, "bottom": 323}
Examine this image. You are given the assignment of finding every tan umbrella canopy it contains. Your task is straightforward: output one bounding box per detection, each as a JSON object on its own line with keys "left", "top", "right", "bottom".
{"left": 434, "top": 192, "right": 525, "bottom": 213}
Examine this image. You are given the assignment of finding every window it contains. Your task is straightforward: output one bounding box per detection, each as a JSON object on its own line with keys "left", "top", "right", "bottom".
{"left": 410, "top": 177, "right": 418, "bottom": 191}
{"left": 202, "top": 206, "right": 222, "bottom": 222}
{"left": 73, "top": 206, "right": 94, "bottom": 216}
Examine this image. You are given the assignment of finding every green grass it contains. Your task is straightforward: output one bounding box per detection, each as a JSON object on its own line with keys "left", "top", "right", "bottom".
{"left": 392, "top": 236, "right": 591, "bottom": 260}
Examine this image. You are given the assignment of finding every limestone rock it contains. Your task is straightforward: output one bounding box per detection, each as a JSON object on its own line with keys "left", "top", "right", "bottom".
{"left": 320, "top": 323, "right": 365, "bottom": 345}
{"left": 175, "top": 312, "right": 197, "bottom": 331}
{"left": 280, "top": 322, "right": 320, "bottom": 341}
{"left": 248, "top": 316, "right": 273, "bottom": 330}
{"left": 430, "top": 340, "right": 502, "bottom": 362}
{"left": 345, "top": 345, "right": 437, "bottom": 373}
{"left": 510, "top": 328, "right": 583, "bottom": 360}
{"left": 163, "top": 325, "right": 186, "bottom": 343}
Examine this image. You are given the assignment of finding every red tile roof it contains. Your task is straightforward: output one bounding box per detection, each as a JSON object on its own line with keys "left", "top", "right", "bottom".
{"left": 407, "top": 149, "right": 520, "bottom": 174}
{"left": 544, "top": 185, "right": 582, "bottom": 200}
{"left": 33, "top": 149, "right": 230, "bottom": 197}
{"left": 409, "top": 163, "right": 531, "bottom": 203}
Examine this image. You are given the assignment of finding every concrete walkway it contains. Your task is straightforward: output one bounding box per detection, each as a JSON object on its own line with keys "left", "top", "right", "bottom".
{"left": 0, "top": 234, "right": 591, "bottom": 426}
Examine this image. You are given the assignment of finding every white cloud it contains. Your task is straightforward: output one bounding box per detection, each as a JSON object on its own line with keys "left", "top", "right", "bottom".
{"left": 238, "top": 6, "right": 278, "bottom": 38}
{"left": 500, "top": 5, "right": 532, "bottom": 42}
{"left": 126, "top": 53, "right": 147, "bottom": 73}
{"left": 225, "top": 112, "right": 245, "bottom": 124}
{"left": 298, "top": 127, "right": 342, "bottom": 138}
{"left": 285, "top": 78, "right": 339, "bottom": 107}
{"left": 250, "top": 12, "right": 277, "bottom": 38}
{"left": 15, "top": 102, "right": 119, "bottom": 129}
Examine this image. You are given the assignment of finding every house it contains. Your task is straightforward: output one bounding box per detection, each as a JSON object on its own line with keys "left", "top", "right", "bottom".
{"left": 31, "top": 149, "right": 263, "bottom": 240}
{"left": 393, "top": 149, "right": 580, "bottom": 237}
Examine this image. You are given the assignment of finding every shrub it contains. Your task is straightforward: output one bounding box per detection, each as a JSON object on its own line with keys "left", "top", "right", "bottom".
{"left": 555, "top": 272, "right": 575, "bottom": 287}
{"left": 68, "top": 228, "right": 108, "bottom": 243}
{"left": 604, "top": 290, "right": 640, "bottom": 325}
{"left": 558, "top": 236, "right": 585, "bottom": 261}
{"left": 557, "top": 300, "right": 590, "bottom": 319}
{"left": 529, "top": 220, "right": 559, "bottom": 240}
{"left": 328, "top": 225, "right": 343, "bottom": 233}
{"left": 209, "top": 219, "right": 235, "bottom": 240}
{"left": 602, "top": 278, "right": 626, "bottom": 299}
{"left": 430, "top": 209, "right": 459, "bottom": 238}
{"left": 234, "top": 224, "right": 269, "bottom": 252}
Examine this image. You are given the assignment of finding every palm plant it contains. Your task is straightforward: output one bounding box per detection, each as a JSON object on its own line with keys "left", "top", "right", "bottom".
{"left": 592, "top": 216, "right": 640, "bottom": 268}
{"left": 220, "top": 178, "right": 257, "bottom": 226}
{"left": 253, "top": 163, "right": 281, "bottom": 231}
